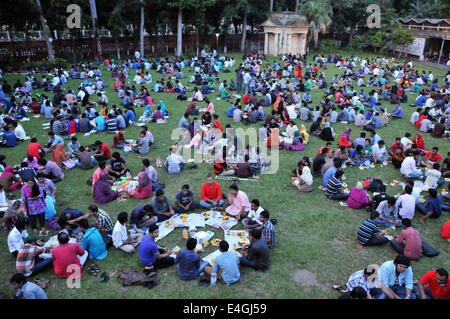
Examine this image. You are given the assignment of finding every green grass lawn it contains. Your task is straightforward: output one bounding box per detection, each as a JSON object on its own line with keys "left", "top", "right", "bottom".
{"left": 0, "top": 49, "right": 448, "bottom": 299}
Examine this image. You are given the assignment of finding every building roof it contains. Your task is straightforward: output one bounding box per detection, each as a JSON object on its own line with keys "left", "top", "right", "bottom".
{"left": 397, "top": 18, "right": 450, "bottom": 25}
{"left": 262, "top": 12, "right": 308, "bottom": 28}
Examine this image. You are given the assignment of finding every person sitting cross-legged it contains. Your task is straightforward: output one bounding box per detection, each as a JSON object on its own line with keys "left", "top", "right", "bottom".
{"left": 51, "top": 232, "right": 88, "bottom": 279}
{"left": 389, "top": 218, "right": 422, "bottom": 261}
{"left": 200, "top": 174, "right": 224, "bottom": 210}
{"left": 139, "top": 224, "right": 175, "bottom": 275}
{"left": 76, "top": 219, "right": 108, "bottom": 261}
{"left": 112, "top": 212, "right": 144, "bottom": 254}
{"left": 175, "top": 238, "right": 209, "bottom": 281}
{"left": 16, "top": 235, "right": 52, "bottom": 278}
{"left": 174, "top": 184, "right": 201, "bottom": 214}
{"left": 238, "top": 228, "right": 270, "bottom": 272}
{"left": 325, "top": 169, "right": 349, "bottom": 201}
{"left": 377, "top": 254, "right": 418, "bottom": 299}
{"left": 203, "top": 240, "right": 240, "bottom": 286}
{"left": 356, "top": 211, "right": 389, "bottom": 247}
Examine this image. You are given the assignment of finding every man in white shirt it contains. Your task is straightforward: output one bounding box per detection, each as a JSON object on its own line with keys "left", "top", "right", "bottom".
{"left": 400, "top": 151, "right": 423, "bottom": 178}
{"left": 12, "top": 122, "right": 26, "bottom": 141}
{"left": 422, "top": 163, "right": 444, "bottom": 191}
{"left": 242, "top": 199, "right": 264, "bottom": 229}
{"left": 7, "top": 219, "right": 28, "bottom": 258}
{"left": 419, "top": 116, "right": 432, "bottom": 133}
{"left": 372, "top": 140, "right": 390, "bottom": 163}
{"left": 395, "top": 185, "right": 416, "bottom": 220}
{"left": 401, "top": 133, "right": 413, "bottom": 150}
{"left": 112, "top": 212, "right": 143, "bottom": 254}
{"left": 410, "top": 109, "right": 420, "bottom": 125}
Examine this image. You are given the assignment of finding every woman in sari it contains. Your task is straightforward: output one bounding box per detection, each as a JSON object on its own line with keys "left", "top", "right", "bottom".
{"left": 52, "top": 143, "right": 68, "bottom": 168}
{"left": 129, "top": 172, "right": 153, "bottom": 199}
{"left": 93, "top": 172, "right": 119, "bottom": 204}
{"left": 345, "top": 181, "right": 371, "bottom": 209}
{"left": 338, "top": 128, "right": 352, "bottom": 147}
{"left": 21, "top": 179, "right": 47, "bottom": 236}
{"left": 0, "top": 166, "right": 21, "bottom": 192}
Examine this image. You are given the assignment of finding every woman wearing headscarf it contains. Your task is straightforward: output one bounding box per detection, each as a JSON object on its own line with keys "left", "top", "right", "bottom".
{"left": 319, "top": 122, "right": 335, "bottom": 141}
{"left": 284, "top": 130, "right": 304, "bottom": 151}
{"left": 0, "top": 166, "right": 21, "bottom": 192}
{"left": 92, "top": 172, "right": 119, "bottom": 204}
{"left": 21, "top": 179, "right": 47, "bottom": 236}
{"left": 412, "top": 133, "right": 426, "bottom": 151}
{"left": 267, "top": 126, "right": 280, "bottom": 148}
{"left": 338, "top": 128, "right": 352, "bottom": 147}
{"left": 299, "top": 125, "right": 309, "bottom": 144}
{"left": 52, "top": 143, "right": 68, "bottom": 168}
{"left": 292, "top": 158, "right": 313, "bottom": 192}
{"left": 345, "top": 181, "right": 371, "bottom": 209}
{"left": 129, "top": 171, "right": 153, "bottom": 199}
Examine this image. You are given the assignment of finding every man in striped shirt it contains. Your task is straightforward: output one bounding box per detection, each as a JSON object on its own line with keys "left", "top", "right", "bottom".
{"left": 357, "top": 211, "right": 388, "bottom": 246}
{"left": 325, "top": 170, "right": 349, "bottom": 200}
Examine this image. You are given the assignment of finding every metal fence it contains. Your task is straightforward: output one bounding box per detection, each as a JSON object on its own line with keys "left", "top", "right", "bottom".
{"left": 0, "top": 33, "right": 265, "bottom": 63}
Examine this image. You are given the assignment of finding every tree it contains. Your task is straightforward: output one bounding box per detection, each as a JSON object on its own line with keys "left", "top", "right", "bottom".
{"left": 35, "top": 0, "right": 54, "bottom": 60}
{"left": 297, "top": 0, "right": 333, "bottom": 49}
{"left": 167, "top": 0, "right": 192, "bottom": 56}
{"left": 140, "top": 0, "right": 144, "bottom": 57}
{"left": 89, "top": 0, "right": 102, "bottom": 57}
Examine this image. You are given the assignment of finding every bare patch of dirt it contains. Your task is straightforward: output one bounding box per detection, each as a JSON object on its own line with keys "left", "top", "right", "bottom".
{"left": 293, "top": 269, "right": 327, "bottom": 290}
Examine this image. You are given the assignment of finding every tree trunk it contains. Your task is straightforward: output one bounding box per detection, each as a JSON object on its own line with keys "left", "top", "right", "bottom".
{"left": 115, "top": 36, "right": 121, "bottom": 60}
{"left": 140, "top": 0, "right": 144, "bottom": 58}
{"left": 89, "top": 0, "right": 102, "bottom": 57}
{"left": 176, "top": 6, "right": 183, "bottom": 56}
{"left": 348, "top": 28, "right": 355, "bottom": 47}
{"left": 295, "top": 0, "right": 299, "bottom": 12}
{"left": 313, "top": 29, "right": 318, "bottom": 48}
{"left": 270, "top": 0, "right": 273, "bottom": 12}
{"left": 241, "top": 10, "right": 247, "bottom": 52}
{"left": 35, "top": 0, "right": 54, "bottom": 60}
{"left": 196, "top": 25, "right": 200, "bottom": 56}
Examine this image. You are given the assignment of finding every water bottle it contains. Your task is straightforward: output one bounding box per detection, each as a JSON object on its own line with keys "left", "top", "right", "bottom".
{"left": 126, "top": 171, "right": 131, "bottom": 180}
{"left": 182, "top": 228, "right": 188, "bottom": 240}
{"left": 210, "top": 272, "right": 217, "bottom": 285}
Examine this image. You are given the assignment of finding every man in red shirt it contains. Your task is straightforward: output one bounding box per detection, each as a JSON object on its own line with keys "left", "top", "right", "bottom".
{"left": 200, "top": 174, "right": 224, "bottom": 210}
{"left": 315, "top": 142, "right": 332, "bottom": 157}
{"left": 388, "top": 138, "right": 404, "bottom": 156}
{"left": 423, "top": 146, "right": 442, "bottom": 166}
{"left": 51, "top": 232, "right": 87, "bottom": 279}
{"left": 418, "top": 268, "right": 450, "bottom": 299}
{"left": 93, "top": 140, "right": 111, "bottom": 162}
{"left": 28, "top": 138, "right": 44, "bottom": 159}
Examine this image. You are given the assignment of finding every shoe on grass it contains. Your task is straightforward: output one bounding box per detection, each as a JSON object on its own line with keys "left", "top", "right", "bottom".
{"left": 339, "top": 201, "right": 348, "bottom": 207}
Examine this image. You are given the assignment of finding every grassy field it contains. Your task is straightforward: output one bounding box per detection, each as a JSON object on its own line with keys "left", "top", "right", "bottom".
{"left": 0, "top": 49, "right": 448, "bottom": 299}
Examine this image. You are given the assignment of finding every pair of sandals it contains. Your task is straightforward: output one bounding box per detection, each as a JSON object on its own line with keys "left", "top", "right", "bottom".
{"left": 86, "top": 263, "right": 100, "bottom": 276}
{"left": 34, "top": 278, "right": 50, "bottom": 289}
{"left": 143, "top": 278, "right": 160, "bottom": 289}
{"left": 198, "top": 276, "right": 210, "bottom": 287}
{"left": 100, "top": 272, "right": 110, "bottom": 284}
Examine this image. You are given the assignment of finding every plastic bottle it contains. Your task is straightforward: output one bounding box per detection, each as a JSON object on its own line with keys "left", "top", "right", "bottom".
{"left": 210, "top": 272, "right": 217, "bottom": 285}
{"left": 126, "top": 171, "right": 131, "bottom": 180}
{"left": 182, "top": 228, "right": 188, "bottom": 240}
